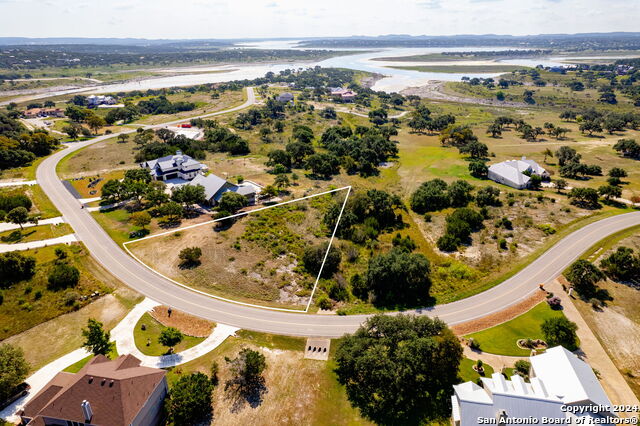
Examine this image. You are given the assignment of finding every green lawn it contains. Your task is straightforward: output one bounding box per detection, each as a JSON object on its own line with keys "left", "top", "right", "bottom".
{"left": 62, "top": 346, "right": 119, "bottom": 373}
{"left": 458, "top": 357, "right": 495, "bottom": 383}
{"left": 465, "top": 302, "right": 566, "bottom": 356}
{"left": 91, "top": 208, "right": 134, "bottom": 246}
{"left": 0, "top": 223, "right": 73, "bottom": 244}
{"left": 134, "top": 312, "right": 205, "bottom": 356}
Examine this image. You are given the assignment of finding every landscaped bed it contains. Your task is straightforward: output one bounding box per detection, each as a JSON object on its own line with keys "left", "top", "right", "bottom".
{"left": 134, "top": 312, "right": 205, "bottom": 356}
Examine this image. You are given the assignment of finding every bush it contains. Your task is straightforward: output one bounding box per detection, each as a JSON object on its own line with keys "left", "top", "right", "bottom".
{"left": 159, "top": 327, "right": 184, "bottom": 349}
{"left": 302, "top": 242, "right": 340, "bottom": 278}
{"left": 541, "top": 316, "right": 579, "bottom": 351}
{"left": 0, "top": 252, "right": 36, "bottom": 287}
{"left": 47, "top": 263, "right": 80, "bottom": 290}
{"left": 514, "top": 360, "right": 531, "bottom": 377}
{"left": 317, "top": 295, "right": 332, "bottom": 310}
{"left": 437, "top": 233, "right": 460, "bottom": 252}
{"left": 178, "top": 246, "right": 202, "bottom": 268}
{"left": 546, "top": 296, "right": 562, "bottom": 309}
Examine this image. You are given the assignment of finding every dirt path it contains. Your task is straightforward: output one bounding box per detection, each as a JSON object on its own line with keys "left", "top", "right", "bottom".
{"left": 401, "top": 80, "right": 529, "bottom": 107}
{"left": 548, "top": 279, "right": 640, "bottom": 413}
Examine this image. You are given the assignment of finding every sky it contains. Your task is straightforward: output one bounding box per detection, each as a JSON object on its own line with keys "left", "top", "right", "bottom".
{"left": 0, "top": 0, "right": 638, "bottom": 39}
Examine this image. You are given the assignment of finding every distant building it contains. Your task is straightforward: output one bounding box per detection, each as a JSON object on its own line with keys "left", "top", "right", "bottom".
{"left": 22, "top": 108, "right": 64, "bottom": 119}
{"left": 330, "top": 88, "right": 357, "bottom": 102}
{"left": 488, "top": 156, "right": 548, "bottom": 189}
{"left": 452, "top": 347, "right": 615, "bottom": 426}
{"left": 87, "top": 95, "right": 116, "bottom": 107}
{"left": 188, "top": 173, "right": 257, "bottom": 206}
{"left": 141, "top": 150, "right": 207, "bottom": 181}
{"left": 19, "top": 354, "right": 167, "bottom": 426}
{"left": 276, "top": 92, "right": 294, "bottom": 103}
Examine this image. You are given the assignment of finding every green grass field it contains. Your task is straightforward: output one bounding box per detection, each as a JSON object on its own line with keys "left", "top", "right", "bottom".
{"left": 458, "top": 357, "right": 495, "bottom": 383}
{"left": 465, "top": 302, "right": 566, "bottom": 356}
{"left": 0, "top": 223, "right": 73, "bottom": 243}
{"left": 133, "top": 312, "right": 205, "bottom": 356}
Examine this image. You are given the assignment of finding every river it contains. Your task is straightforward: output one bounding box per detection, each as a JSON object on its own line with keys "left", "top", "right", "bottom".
{"left": 2, "top": 41, "right": 634, "bottom": 103}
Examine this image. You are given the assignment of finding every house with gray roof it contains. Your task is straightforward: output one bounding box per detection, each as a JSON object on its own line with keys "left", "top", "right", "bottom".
{"left": 141, "top": 150, "right": 206, "bottom": 181}
{"left": 276, "top": 92, "right": 294, "bottom": 103}
{"left": 488, "top": 156, "right": 548, "bottom": 190}
{"left": 452, "top": 346, "right": 615, "bottom": 426}
{"left": 187, "top": 174, "right": 256, "bottom": 206}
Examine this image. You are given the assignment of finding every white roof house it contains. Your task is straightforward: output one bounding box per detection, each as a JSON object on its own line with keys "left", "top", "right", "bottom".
{"left": 141, "top": 151, "right": 206, "bottom": 181}
{"left": 187, "top": 174, "right": 256, "bottom": 206}
{"left": 452, "top": 347, "right": 615, "bottom": 426}
{"left": 488, "top": 156, "right": 548, "bottom": 189}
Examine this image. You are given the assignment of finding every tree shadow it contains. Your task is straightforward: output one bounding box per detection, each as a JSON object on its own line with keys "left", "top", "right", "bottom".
{"left": 224, "top": 377, "right": 268, "bottom": 413}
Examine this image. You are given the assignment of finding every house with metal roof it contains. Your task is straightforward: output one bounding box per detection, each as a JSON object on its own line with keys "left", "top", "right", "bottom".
{"left": 187, "top": 173, "right": 257, "bottom": 206}
{"left": 452, "top": 346, "right": 616, "bottom": 426}
{"left": 141, "top": 150, "right": 206, "bottom": 181}
{"left": 276, "top": 92, "right": 294, "bottom": 103}
{"left": 488, "top": 156, "right": 548, "bottom": 189}
{"left": 19, "top": 354, "right": 167, "bottom": 426}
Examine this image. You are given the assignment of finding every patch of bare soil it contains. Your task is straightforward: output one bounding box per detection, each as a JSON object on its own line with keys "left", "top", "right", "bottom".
{"left": 401, "top": 81, "right": 528, "bottom": 107}
{"left": 150, "top": 305, "right": 214, "bottom": 337}
{"left": 451, "top": 289, "right": 547, "bottom": 335}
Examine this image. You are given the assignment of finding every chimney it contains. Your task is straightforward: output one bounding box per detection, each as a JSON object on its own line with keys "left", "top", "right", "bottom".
{"left": 81, "top": 400, "right": 93, "bottom": 423}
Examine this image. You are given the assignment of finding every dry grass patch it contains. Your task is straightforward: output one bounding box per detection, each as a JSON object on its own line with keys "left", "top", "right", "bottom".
{"left": 129, "top": 191, "right": 347, "bottom": 309}
{"left": 150, "top": 305, "right": 214, "bottom": 337}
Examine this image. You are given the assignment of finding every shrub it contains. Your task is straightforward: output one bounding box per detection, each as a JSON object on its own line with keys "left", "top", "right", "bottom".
{"left": 302, "top": 242, "right": 341, "bottom": 278}
{"left": 541, "top": 316, "right": 579, "bottom": 351}
{"left": 178, "top": 247, "right": 202, "bottom": 268}
{"left": 514, "top": 360, "right": 531, "bottom": 377}
{"left": 317, "top": 295, "right": 332, "bottom": 310}
{"left": 546, "top": 296, "right": 562, "bottom": 309}
{"left": 0, "top": 252, "right": 36, "bottom": 287}
{"left": 47, "top": 263, "right": 80, "bottom": 290}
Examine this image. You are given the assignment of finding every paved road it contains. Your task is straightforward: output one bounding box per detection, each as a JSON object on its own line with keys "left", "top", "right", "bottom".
{"left": 36, "top": 87, "right": 640, "bottom": 337}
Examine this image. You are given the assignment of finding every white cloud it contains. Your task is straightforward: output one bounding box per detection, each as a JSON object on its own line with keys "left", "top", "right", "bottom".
{"left": 0, "top": 0, "right": 636, "bottom": 38}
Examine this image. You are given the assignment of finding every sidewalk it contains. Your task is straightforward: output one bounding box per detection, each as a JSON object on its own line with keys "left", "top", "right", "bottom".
{"left": 0, "top": 216, "right": 65, "bottom": 233}
{"left": 547, "top": 279, "right": 640, "bottom": 410}
{"left": 462, "top": 346, "right": 527, "bottom": 371}
{"left": 0, "top": 179, "right": 37, "bottom": 187}
{"left": 0, "top": 234, "right": 78, "bottom": 253}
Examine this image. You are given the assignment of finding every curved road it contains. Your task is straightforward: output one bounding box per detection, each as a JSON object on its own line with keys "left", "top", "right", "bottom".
{"left": 36, "top": 87, "right": 640, "bottom": 337}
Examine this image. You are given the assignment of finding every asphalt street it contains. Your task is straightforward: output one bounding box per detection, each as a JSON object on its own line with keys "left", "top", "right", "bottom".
{"left": 36, "top": 87, "right": 640, "bottom": 337}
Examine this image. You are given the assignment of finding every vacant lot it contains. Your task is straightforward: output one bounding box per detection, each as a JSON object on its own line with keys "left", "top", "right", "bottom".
{"left": 165, "top": 330, "right": 371, "bottom": 426}
{"left": 0, "top": 184, "right": 61, "bottom": 219}
{"left": 58, "top": 137, "right": 136, "bottom": 178}
{"left": 0, "top": 243, "right": 116, "bottom": 341}
{"left": 129, "top": 190, "right": 347, "bottom": 309}
{"left": 573, "top": 229, "right": 640, "bottom": 398}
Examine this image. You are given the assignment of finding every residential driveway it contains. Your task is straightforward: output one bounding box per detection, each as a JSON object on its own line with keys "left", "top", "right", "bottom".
{"left": 0, "top": 234, "right": 77, "bottom": 253}
{"left": 547, "top": 280, "right": 640, "bottom": 412}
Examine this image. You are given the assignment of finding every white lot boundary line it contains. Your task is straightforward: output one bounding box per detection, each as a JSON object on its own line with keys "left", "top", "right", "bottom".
{"left": 305, "top": 186, "right": 351, "bottom": 311}
{"left": 122, "top": 186, "right": 352, "bottom": 313}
